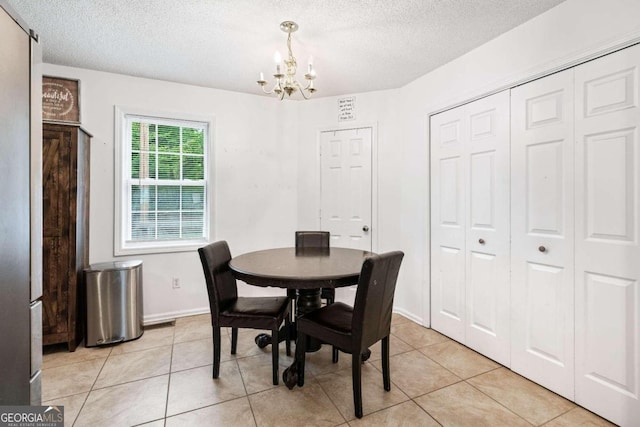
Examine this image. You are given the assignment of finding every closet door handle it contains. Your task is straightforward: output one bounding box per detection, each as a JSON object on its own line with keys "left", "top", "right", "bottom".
{"left": 478, "top": 238, "right": 485, "bottom": 244}
{"left": 538, "top": 246, "right": 546, "bottom": 253}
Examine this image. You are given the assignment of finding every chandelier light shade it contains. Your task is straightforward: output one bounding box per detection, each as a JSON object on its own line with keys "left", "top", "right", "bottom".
{"left": 257, "top": 21, "right": 316, "bottom": 100}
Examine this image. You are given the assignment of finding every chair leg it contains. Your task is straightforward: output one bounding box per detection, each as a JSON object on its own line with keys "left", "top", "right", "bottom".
{"left": 212, "top": 326, "right": 221, "bottom": 379}
{"left": 382, "top": 336, "right": 391, "bottom": 391}
{"left": 272, "top": 327, "right": 279, "bottom": 385}
{"left": 352, "top": 352, "right": 363, "bottom": 418}
{"left": 231, "top": 327, "right": 238, "bottom": 355}
{"left": 285, "top": 315, "right": 291, "bottom": 357}
{"left": 332, "top": 346, "right": 339, "bottom": 363}
{"left": 287, "top": 289, "right": 296, "bottom": 323}
{"left": 296, "top": 332, "right": 307, "bottom": 387}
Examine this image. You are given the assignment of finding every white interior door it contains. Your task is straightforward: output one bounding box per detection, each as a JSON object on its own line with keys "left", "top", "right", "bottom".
{"left": 464, "top": 91, "right": 511, "bottom": 366}
{"left": 430, "top": 106, "right": 467, "bottom": 343}
{"left": 574, "top": 44, "right": 640, "bottom": 426}
{"left": 320, "top": 128, "right": 372, "bottom": 250}
{"left": 510, "top": 69, "right": 575, "bottom": 399}
{"left": 320, "top": 127, "right": 372, "bottom": 306}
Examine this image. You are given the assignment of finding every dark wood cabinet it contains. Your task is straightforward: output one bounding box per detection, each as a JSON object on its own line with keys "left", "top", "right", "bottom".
{"left": 42, "top": 123, "right": 91, "bottom": 351}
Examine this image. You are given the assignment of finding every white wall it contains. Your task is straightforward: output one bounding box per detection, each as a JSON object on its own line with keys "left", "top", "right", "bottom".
{"left": 401, "top": 0, "right": 640, "bottom": 325}
{"left": 297, "top": 0, "right": 640, "bottom": 325}
{"left": 42, "top": 0, "right": 640, "bottom": 326}
{"left": 43, "top": 64, "right": 298, "bottom": 323}
{"left": 294, "top": 90, "right": 411, "bottom": 314}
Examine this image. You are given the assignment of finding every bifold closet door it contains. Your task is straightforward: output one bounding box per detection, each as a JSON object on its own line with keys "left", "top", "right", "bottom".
{"left": 574, "top": 43, "right": 640, "bottom": 426}
{"left": 464, "top": 92, "right": 510, "bottom": 366}
{"left": 431, "top": 105, "right": 467, "bottom": 343}
{"left": 431, "top": 91, "right": 510, "bottom": 365}
{"left": 510, "top": 69, "right": 575, "bottom": 400}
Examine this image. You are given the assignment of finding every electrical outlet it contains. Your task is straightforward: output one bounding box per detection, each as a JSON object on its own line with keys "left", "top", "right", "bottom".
{"left": 172, "top": 277, "right": 180, "bottom": 289}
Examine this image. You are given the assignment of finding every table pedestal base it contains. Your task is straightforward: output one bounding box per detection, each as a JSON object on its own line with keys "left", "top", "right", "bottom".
{"left": 296, "top": 289, "right": 322, "bottom": 352}
{"left": 253, "top": 288, "right": 325, "bottom": 352}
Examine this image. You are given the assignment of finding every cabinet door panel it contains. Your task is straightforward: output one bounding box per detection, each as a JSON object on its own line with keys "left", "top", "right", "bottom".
{"left": 575, "top": 43, "right": 640, "bottom": 426}
{"left": 42, "top": 131, "right": 71, "bottom": 339}
{"left": 511, "top": 69, "right": 575, "bottom": 399}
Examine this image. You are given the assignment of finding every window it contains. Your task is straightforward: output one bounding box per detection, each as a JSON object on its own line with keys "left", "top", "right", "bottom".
{"left": 115, "top": 107, "right": 213, "bottom": 254}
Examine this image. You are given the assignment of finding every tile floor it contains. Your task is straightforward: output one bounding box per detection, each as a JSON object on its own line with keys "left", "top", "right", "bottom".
{"left": 42, "top": 314, "right": 615, "bottom": 427}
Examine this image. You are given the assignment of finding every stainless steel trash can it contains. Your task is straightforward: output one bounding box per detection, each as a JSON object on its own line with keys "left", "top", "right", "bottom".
{"left": 84, "top": 260, "right": 143, "bottom": 347}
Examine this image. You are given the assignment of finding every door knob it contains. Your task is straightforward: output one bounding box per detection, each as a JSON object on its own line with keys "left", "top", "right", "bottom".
{"left": 479, "top": 238, "right": 485, "bottom": 244}
{"left": 538, "top": 246, "right": 546, "bottom": 253}
{"left": 362, "top": 225, "right": 369, "bottom": 232}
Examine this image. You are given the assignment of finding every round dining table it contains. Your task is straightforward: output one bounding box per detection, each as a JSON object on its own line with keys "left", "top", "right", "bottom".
{"left": 229, "top": 246, "right": 372, "bottom": 289}
{"left": 229, "top": 247, "right": 373, "bottom": 317}
{"left": 229, "top": 246, "right": 374, "bottom": 388}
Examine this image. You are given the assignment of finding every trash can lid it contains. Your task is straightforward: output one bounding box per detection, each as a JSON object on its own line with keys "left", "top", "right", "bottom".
{"left": 85, "top": 260, "right": 143, "bottom": 272}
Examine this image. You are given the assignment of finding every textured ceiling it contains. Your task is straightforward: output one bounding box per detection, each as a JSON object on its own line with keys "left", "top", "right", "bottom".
{"left": 7, "top": 0, "right": 566, "bottom": 98}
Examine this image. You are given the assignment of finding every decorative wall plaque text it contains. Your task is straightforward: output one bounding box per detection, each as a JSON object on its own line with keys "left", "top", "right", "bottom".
{"left": 338, "top": 96, "right": 356, "bottom": 122}
{"left": 42, "top": 76, "right": 80, "bottom": 123}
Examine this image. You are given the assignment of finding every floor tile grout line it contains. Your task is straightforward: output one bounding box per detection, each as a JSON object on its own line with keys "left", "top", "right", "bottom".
{"left": 463, "top": 379, "right": 537, "bottom": 426}
{"left": 165, "top": 326, "right": 266, "bottom": 423}
{"left": 162, "top": 395, "right": 251, "bottom": 423}
{"left": 321, "top": 350, "right": 449, "bottom": 425}
{"left": 407, "top": 395, "right": 445, "bottom": 426}
{"left": 234, "top": 356, "right": 251, "bottom": 399}
{"left": 163, "top": 325, "right": 177, "bottom": 425}
{"left": 41, "top": 351, "right": 111, "bottom": 372}
{"left": 407, "top": 328, "right": 577, "bottom": 426}
{"left": 42, "top": 315, "right": 611, "bottom": 426}
{"left": 312, "top": 361, "right": 452, "bottom": 424}
{"left": 301, "top": 375, "right": 349, "bottom": 425}
{"left": 241, "top": 366, "right": 260, "bottom": 427}
{"left": 68, "top": 345, "right": 111, "bottom": 427}
{"left": 464, "top": 368, "right": 579, "bottom": 425}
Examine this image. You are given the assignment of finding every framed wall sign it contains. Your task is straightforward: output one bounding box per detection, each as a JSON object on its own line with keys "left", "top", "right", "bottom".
{"left": 338, "top": 96, "right": 356, "bottom": 122}
{"left": 42, "top": 76, "right": 81, "bottom": 123}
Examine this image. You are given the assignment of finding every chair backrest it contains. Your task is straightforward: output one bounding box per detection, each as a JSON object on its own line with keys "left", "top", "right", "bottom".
{"left": 352, "top": 251, "right": 404, "bottom": 350}
{"left": 295, "top": 231, "right": 330, "bottom": 248}
{"left": 198, "top": 241, "right": 238, "bottom": 323}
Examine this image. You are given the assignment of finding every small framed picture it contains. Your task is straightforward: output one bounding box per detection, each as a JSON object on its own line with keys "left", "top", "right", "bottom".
{"left": 42, "top": 76, "right": 81, "bottom": 123}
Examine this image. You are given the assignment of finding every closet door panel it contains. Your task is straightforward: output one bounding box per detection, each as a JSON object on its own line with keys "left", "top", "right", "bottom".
{"left": 511, "top": 69, "right": 575, "bottom": 399}
{"left": 465, "top": 91, "right": 510, "bottom": 365}
{"left": 575, "top": 43, "right": 640, "bottom": 426}
{"left": 431, "top": 107, "right": 467, "bottom": 342}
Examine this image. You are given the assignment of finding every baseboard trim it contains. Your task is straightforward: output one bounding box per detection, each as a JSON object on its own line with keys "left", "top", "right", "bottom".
{"left": 393, "top": 307, "right": 424, "bottom": 326}
{"left": 143, "top": 307, "right": 210, "bottom": 326}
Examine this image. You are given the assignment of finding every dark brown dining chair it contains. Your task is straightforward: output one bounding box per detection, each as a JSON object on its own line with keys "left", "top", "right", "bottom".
{"left": 294, "top": 251, "right": 404, "bottom": 418}
{"left": 295, "top": 230, "right": 330, "bottom": 250}
{"left": 198, "top": 240, "right": 290, "bottom": 385}
{"left": 294, "top": 231, "right": 334, "bottom": 303}
{"left": 292, "top": 231, "right": 339, "bottom": 361}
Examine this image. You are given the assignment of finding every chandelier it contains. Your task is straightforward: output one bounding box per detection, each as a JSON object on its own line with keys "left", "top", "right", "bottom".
{"left": 257, "top": 21, "right": 317, "bottom": 100}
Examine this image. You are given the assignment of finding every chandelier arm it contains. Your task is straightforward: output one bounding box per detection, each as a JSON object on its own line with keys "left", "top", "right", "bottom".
{"left": 299, "top": 88, "right": 311, "bottom": 100}
{"left": 260, "top": 84, "right": 276, "bottom": 95}
{"left": 299, "top": 79, "right": 312, "bottom": 91}
{"left": 293, "top": 80, "right": 312, "bottom": 100}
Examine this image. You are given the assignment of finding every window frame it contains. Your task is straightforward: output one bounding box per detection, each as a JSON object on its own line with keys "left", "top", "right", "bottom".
{"left": 114, "top": 106, "right": 214, "bottom": 255}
